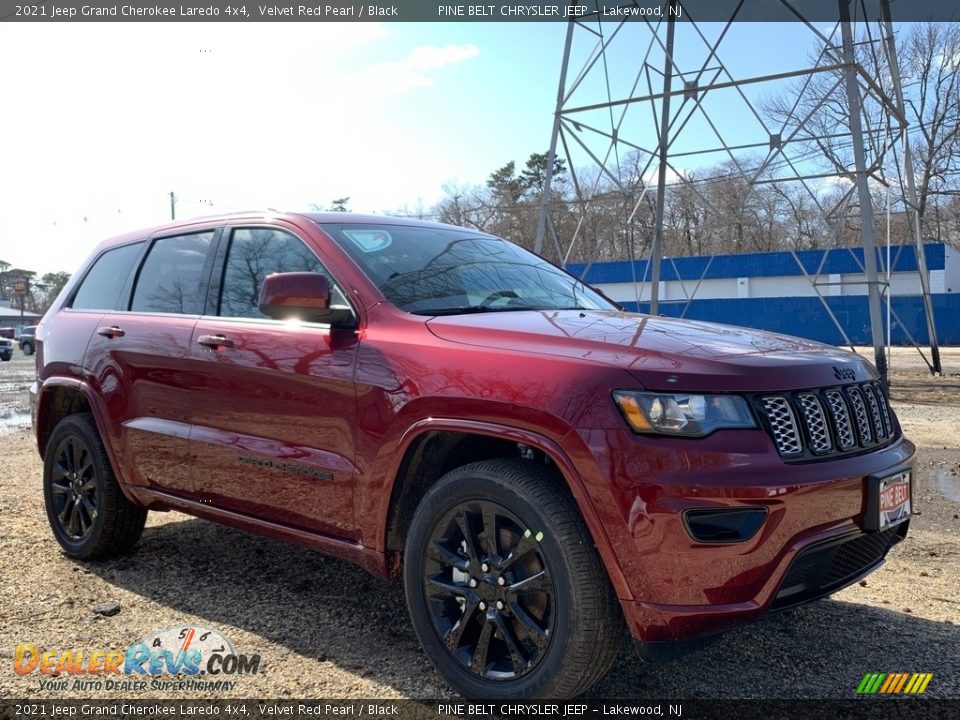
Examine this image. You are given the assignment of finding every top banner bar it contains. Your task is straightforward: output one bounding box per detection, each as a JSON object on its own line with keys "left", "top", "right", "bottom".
{"left": 2, "top": 0, "right": 959, "bottom": 23}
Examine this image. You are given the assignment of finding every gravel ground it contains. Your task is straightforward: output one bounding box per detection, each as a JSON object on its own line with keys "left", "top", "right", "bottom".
{"left": 0, "top": 348, "right": 958, "bottom": 700}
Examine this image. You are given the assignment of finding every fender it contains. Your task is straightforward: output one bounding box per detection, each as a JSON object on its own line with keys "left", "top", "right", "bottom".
{"left": 34, "top": 376, "right": 141, "bottom": 506}
{"left": 377, "top": 416, "right": 634, "bottom": 601}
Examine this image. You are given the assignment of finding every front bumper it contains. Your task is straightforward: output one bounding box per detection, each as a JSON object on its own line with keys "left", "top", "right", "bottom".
{"left": 772, "top": 521, "right": 907, "bottom": 610}
{"left": 628, "top": 521, "right": 908, "bottom": 660}
{"left": 572, "top": 426, "right": 915, "bottom": 644}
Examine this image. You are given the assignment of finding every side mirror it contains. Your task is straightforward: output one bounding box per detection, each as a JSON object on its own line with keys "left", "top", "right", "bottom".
{"left": 258, "top": 272, "right": 355, "bottom": 328}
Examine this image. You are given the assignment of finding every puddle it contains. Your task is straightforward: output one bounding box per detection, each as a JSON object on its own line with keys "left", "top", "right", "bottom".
{"left": 0, "top": 410, "right": 31, "bottom": 433}
{"left": 917, "top": 469, "right": 960, "bottom": 504}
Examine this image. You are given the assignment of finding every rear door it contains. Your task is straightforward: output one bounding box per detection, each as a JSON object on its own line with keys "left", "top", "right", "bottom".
{"left": 83, "top": 228, "right": 220, "bottom": 497}
{"left": 186, "top": 222, "right": 360, "bottom": 539}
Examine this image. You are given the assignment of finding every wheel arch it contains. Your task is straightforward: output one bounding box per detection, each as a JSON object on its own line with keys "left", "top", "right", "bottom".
{"left": 34, "top": 379, "right": 135, "bottom": 500}
{"left": 377, "top": 418, "right": 633, "bottom": 600}
{"left": 35, "top": 378, "right": 96, "bottom": 457}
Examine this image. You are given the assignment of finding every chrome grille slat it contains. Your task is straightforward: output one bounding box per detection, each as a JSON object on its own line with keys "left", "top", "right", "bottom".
{"left": 761, "top": 397, "right": 803, "bottom": 456}
{"left": 758, "top": 381, "right": 897, "bottom": 461}
{"left": 874, "top": 382, "right": 893, "bottom": 438}
{"left": 862, "top": 384, "right": 886, "bottom": 439}
{"left": 825, "top": 390, "right": 856, "bottom": 450}
{"left": 846, "top": 387, "right": 873, "bottom": 445}
{"left": 798, "top": 394, "right": 832, "bottom": 454}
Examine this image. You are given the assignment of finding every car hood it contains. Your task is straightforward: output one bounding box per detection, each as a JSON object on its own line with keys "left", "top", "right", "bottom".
{"left": 425, "top": 310, "right": 876, "bottom": 392}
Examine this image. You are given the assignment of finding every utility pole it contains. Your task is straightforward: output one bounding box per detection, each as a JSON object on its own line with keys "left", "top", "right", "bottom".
{"left": 170, "top": 191, "right": 176, "bottom": 220}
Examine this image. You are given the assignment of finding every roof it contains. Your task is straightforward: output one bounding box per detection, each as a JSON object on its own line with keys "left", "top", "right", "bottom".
{"left": 88, "top": 211, "right": 494, "bottom": 253}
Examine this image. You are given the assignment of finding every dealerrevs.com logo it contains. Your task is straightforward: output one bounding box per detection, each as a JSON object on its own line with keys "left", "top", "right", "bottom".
{"left": 14, "top": 625, "right": 261, "bottom": 692}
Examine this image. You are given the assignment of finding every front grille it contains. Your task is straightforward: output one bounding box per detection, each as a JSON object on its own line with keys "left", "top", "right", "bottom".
{"left": 773, "top": 526, "right": 905, "bottom": 610}
{"left": 756, "top": 381, "right": 897, "bottom": 462}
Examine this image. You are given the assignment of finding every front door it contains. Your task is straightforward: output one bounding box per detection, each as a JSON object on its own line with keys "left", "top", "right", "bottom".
{"left": 186, "top": 224, "right": 360, "bottom": 539}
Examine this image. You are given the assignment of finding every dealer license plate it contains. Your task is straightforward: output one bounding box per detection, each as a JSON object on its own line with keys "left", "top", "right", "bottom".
{"left": 868, "top": 470, "right": 911, "bottom": 531}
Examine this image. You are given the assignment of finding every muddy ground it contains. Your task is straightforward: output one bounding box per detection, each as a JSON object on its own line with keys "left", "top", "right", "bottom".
{"left": 0, "top": 348, "right": 957, "bottom": 699}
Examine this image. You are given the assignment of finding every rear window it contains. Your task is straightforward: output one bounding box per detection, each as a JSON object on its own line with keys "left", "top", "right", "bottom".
{"left": 71, "top": 242, "right": 144, "bottom": 311}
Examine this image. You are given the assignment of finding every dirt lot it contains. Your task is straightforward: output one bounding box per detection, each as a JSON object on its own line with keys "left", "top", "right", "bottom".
{"left": 0, "top": 348, "right": 957, "bottom": 699}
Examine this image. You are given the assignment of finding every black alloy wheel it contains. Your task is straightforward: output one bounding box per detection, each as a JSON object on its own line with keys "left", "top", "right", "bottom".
{"left": 49, "top": 434, "right": 99, "bottom": 541}
{"left": 424, "top": 499, "right": 555, "bottom": 681}
{"left": 404, "top": 459, "right": 624, "bottom": 699}
{"left": 43, "top": 414, "right": 147, "bottom": 559}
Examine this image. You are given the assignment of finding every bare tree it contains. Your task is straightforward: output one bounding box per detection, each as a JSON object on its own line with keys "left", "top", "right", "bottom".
{"left": 762, "top": 24, "right": 960, "bottom": 248}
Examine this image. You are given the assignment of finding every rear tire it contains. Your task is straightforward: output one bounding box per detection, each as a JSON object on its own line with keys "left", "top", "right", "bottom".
{"left": 404, "top": 459, "right": 623, "bottom": 699}
{"left": 43, "top": 413, "right": 147, "bottom": 559}
{"left": 22, "top": 342, "right": 34, "bottom": 356}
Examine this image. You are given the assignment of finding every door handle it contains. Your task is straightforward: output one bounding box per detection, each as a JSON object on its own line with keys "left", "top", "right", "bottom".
{"left": 97, "top": 326, "right": 125, "bottom": 338}
{"left": 197, "top": 334, "right": 234, "bottom": 349}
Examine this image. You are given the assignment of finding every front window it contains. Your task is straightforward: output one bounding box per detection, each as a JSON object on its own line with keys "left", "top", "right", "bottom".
{"left": 320, "top": 224, "right": 615, "bottom": 315}
{"left": 218, "top": 227, "right": 347, "bottom": 319}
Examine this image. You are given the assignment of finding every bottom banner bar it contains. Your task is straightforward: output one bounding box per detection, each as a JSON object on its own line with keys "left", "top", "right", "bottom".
{"left": 1, "top": 699, "right": 957, "bottom": 720}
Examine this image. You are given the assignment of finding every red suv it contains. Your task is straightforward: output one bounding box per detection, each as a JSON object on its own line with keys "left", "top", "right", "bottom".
{"left": 32, "top": 213, "right": 913, "bottom": 699}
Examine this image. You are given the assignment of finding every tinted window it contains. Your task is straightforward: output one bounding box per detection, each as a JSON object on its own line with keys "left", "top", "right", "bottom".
{"left": 321, "top": 224, "right": 614, "bottom": 315}
{"left": 131, "top": 232, "right": 214, "bottom": 315}
{"left": 71, "top": 242, "right": 144, "bottom": 311}
{"left": 219, "top": 228, "right": 345, "bottom": 318}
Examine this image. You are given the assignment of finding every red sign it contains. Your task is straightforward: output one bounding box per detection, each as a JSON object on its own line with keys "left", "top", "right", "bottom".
{"left": 880, "top": 479, "right": 910, "bottom": 513}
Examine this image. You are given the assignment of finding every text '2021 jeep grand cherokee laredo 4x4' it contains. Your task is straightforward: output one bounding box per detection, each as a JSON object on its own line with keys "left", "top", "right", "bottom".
{"left": 32, "top": 213, "right": 913, "bottom": 699}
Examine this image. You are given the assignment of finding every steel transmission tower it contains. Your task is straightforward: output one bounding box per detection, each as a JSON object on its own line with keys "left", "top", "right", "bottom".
{"left": 535, "top": 0, "right": 943, "bottom": 380}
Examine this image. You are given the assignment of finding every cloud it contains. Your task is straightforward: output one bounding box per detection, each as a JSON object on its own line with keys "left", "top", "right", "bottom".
{"left": 352, "top": 44, "right": 480, "bottom": 92}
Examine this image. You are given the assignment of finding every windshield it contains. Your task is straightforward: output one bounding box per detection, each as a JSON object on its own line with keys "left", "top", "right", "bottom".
{"left": 320, "top": 223, "right": 616, "bottom": 316}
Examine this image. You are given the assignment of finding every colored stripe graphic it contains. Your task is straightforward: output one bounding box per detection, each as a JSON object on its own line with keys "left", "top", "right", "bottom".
{"left": 858, "top": 672, "right": 932, "bottom": 694}
{"left": 893, "top": 673, "right": 910, "bottom": 693}
{"left": 879, "top": 674, "right": 897, "bottom": 693}
{"left": 857, "top": 673, "right": 885, "bottom": 694}
{"left": 904, "top": 674, "right": 920, "bottom": 693}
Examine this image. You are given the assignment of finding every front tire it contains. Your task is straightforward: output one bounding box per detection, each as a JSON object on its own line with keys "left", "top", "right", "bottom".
{"left": 404, "top": 459, "right": 623, "bottom": 699}
{"left": 43, "top": 413, "right": 147, "bottom": 559}
{"left": 22, "top": 341, "right": 34, "bottom": 356}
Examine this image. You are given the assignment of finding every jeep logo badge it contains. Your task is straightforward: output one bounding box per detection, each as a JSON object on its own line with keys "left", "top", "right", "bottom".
{"left": 833, "top": 366, "right": 856, "bottom": 381}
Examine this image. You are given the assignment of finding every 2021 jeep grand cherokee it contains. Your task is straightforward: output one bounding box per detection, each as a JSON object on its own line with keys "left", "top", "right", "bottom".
{"left": 32, "top": 212, "right": 914, "bottom": 699}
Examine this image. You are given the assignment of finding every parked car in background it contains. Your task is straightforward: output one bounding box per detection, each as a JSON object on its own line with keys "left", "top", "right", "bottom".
{"left": 18, "top": 326, "right": 37, "bottom": 355}
{"left": 31, "top": 212, "right": 914, "bottom": 699}
{"left": 0, "top": 327, "right": 15, "bottom": 340}
{"left": 0, "top": 337, "right": 12, "bottom": 361}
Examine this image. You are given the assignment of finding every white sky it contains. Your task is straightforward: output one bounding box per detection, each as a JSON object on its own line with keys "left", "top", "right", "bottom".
{"left": 0, "top": 22, "right": 499, "bottom": 277}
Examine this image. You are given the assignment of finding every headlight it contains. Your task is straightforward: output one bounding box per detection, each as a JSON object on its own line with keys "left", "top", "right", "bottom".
{"left": 613, "top": 391, "right": 756, "bottom": 437}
